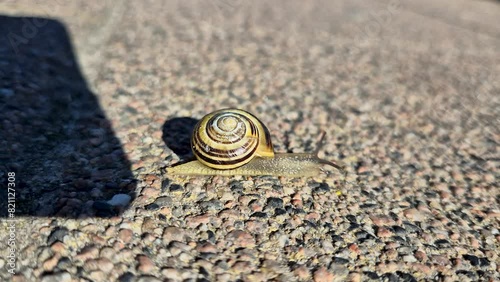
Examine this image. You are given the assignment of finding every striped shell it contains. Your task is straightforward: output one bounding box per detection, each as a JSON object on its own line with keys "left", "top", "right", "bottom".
{"left": 192, "top": 109, "right": 275, "bottom": 169}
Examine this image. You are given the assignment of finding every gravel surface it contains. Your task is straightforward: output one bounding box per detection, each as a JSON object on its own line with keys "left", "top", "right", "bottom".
{"left": 0, "top": 0, "right": 499, "bottom": 281}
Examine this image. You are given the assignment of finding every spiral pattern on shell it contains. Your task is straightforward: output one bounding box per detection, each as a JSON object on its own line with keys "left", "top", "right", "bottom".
{"left": 191, "top": 109, "right": 274, "bottom": 169}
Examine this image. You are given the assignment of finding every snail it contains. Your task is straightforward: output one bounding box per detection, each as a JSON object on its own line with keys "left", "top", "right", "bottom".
{"left": 167, "top": 108, "right": 346, "bottom": 177}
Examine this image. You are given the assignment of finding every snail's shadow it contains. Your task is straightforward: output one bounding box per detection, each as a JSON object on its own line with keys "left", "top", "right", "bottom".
{"left": 161, "top": 117, "right": 199, "bottom": 161}
{"left": 0, "top": 15, "right": 136, "bottom": 218}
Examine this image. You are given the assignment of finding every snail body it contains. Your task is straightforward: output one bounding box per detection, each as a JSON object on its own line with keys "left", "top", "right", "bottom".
{"left": 167, "top": 109, "right": 345, "bottom": 177}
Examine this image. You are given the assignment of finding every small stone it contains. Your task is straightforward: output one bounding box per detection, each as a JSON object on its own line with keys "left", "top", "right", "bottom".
{"left": 376, "top": 227, "right": 393, "bottom": 238}
{"left": 161, "top": 179, "right": 171, "bottom": 192}
{"left": 392, "top": 226, "right": 406, "bottom": 235}
{"left": 118, "top": 229, "right": 134, "bottom": 243}
{"left": 462, "top": 254, "right": 479, "bottom": 266}
{"left": 153, "top": 196, "right": 173, "bottom": 207}
{"left": 88, "top": 270, "right": 107, "bottom": 281}
{"left": 75, "top": 246, "right": 99, "bottom": 261}
{"left": 250, "top": 212, "right": 267, "bottom": 218}
{"left": 267, "top": 197, "right": 284, "bottom": 208}
{"left": 141, "top": 217, "right": 157, "bottom": 234}
{"left": 197, "top": 242, "right": 218, "bottom": 254}
{"left": 229, "top": 181, "right": 244, "bottom": 192}
{"left": 403, "top": 222, "right": 421, "bottom": 233}
{"left": 168, "top": 242, "right": 191, "bottom": 256}
{"left": 47, "top": 227, "right": 69, "bottom": 244}
{"left": 169, "top": 184, "right": 183, "bottom": 192}
{"left": 414, "top": 250, "right": 427, "bottom": 262}
{"left": 199, "top": 199, "right": 223, "bottom": 212}
{"left": 107, "top": 194, "right": 131, "bottom": 207}
{"left": 163, "top": 226, "right": 188, "bottom": 242}
{"left": 97, "top": 258, "right": 114, "bottom": 273}
{"left": 245, "top": 220, "right": 266, "bottom": 234}
{"left": 479, "top": 257, "right": 490, "bottom": 267}
{"left": 403, "top": 208, "right": 426, "bottom": 221}
{"left": 40, "top": 272, "right": 71, "bottom": 282}
{"left": 226, "top": 230, "right": 255, "bottom": 248}
{"left": 294, "top": 265, "right": 311, "bottom": 280}
{"left": 145, "top": 203, "right": 160, "bottom": 210}
{"left": 434, "top": 239, "right": 451, "bottom": 248}
{"left": 50, "top": 242, "right": 67, "bottom": 255}
{"left": 348, "top": 272, "right": 361, "bottom": 282}
{"left": 161, "top": 268, "right": 182, "bottom": 280}
{"left": 187, "top": 214, "right": 211, "bottom": 228}
{"left": 56, "top": 257, "right": 72, "bottom": 270}
{"left": 385, "top": 249, "right": 398, "bottom": 260}
{"left": 377, "top": 262, "right": 399, "bottom": 273}
{"left": 118, "top": 272, "right": 135, "bottom": 282}
{"left": 313, "top": 267, "right": 334, "bottom": 282}
{"left": 83, "top": 259, "right": 101, "bottom": 272}
{"left": 431, "top": 255, "right": 449, "bottom": 266}
{"left": 370, "top": 215, "right": 394, "bottom": 226}
{"left": 403, "top": 255, "right": 418, "bottom": 263}
{"left": 231, "top": 261, "right": 252, "bottom": 274}
{"left": 332, "top": 257, "right": 350, "bottom": 265}
{"left": 363, "top": 271, "right": 379, "bottom": 280}
{"left": 43, "top": 255, "right": 60, "bottom": 271}
{"left": 136, "top": 255, "right": 155, "bottom": 272}
{"left": 409, "top": 262, "right": 432, "bottom": 276}
{"left": 141, "top": 187, "right": 160, "bottom": 198}
{"left": 137, "top": 275, "right": 162, "bottom": 282}
{"left": 330, "top": 264, "right": 349, "bottom": 281}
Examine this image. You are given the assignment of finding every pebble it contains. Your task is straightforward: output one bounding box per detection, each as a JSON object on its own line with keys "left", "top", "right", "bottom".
{"left": 226, "top": 230, "right": 255, "bottom": 248}
{"left": 153, "top": 196, "right": 173, "bottom": 207}
{"left": 376, "top": 227, "right": 393, "bottom": 238}
{"left": 88, "top": 271, "right": 107, "bottom": 281}
{"left": 197, "top": 242, "right": 218, "bottom": 254}
{"left": 141, "top": 187, "right": 160, "bottom": 198}
{"left": 162, "top": 226, "right": 188, "bottom": 243}
{"left": 313, "top": 267, "right": 334, "bottom": 282}
{"left": 169, "top": 184, "right": 184, "bottom": 192}
{"left": 462, "top": 254, "right": 479, "bottom": 266}
{"left": 414, "top": 250, "right": 428, "bottom": 262}
{"left": 403, "top": 208, "right": 427, "bottom": 222}
{"left": 75, "top": 246, "right": 99, "bottom": 261}
{"left": 50, "top": 242, "right": 67, "bottom": 255}
{"left": 403, "top": 255, "right": 418, "bottom": 263}
{"left": 294, "top": 265, "right": 311, "bottom": 280}
{"left": 47, "top": 227, "right": 69, "bottom": 244}
{"left": 136, "top": 255, "right": 156, "bottom": 273}
{"left": 107, "top": 194, "right": 132, "bottom": 207}
{"left": 118, "top": 229, "right": 134, "bottom": 243}
{"left": 370, "top": 214, "right": 395, "bottom": 226}
{"left": 43, "top": 255, "right": 60, "bottom": 271}
{"left": 56, "top": 257, "right": 72, "bottom": 270}
{"left": 137, "top": 275, "right": 162, "bottom": 282}
{"left": 40, "top": 272, "right": 71, "bottom": 282}
{"left": 267, "top": 197, "right": 284, "bottom": 208}
{"left": 161, "top": 268, "right": 182, "bottom": 280}
{"left": 96, "top": 258, "right": 115, "bottom": 273}
{"left": 245, "top": 220, "right": 266, "bottom": 234}
{"left": 431, "top": 255, "right": 450, "bottom": 266}
{"left": 199, "top": 199, "right": 224, "bottom": 212}
{"left": 118, "top": 272, "right": 135, "bottom": 282}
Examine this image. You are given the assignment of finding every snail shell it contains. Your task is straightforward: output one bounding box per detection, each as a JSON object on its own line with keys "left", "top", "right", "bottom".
{"left": 167, "top": 108, "right": 345, "bottom": 177}
{"left": 191, "top": 109, "right": 274, "bottom": 169}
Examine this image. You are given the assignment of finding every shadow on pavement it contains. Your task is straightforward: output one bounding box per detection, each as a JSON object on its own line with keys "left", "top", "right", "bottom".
{"left": 0, "top": 15, "right": 136, "bottom": 218}
{"left": 161, "top": 117, "right": 199, "bottom": 161}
